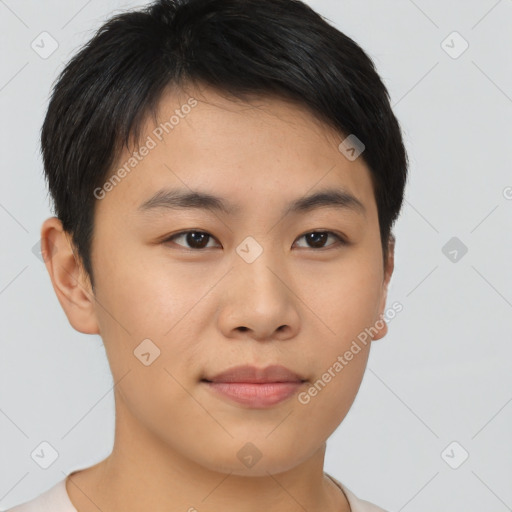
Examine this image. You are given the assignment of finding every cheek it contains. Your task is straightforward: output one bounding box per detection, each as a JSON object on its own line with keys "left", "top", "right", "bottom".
{"left": 300, "top": 254, "right": 384, "bottom": 342}
{"left": 296, "top": 253, "right": 382, "bottom": 417}
{"left": 92, "top": 240, "right": 201, "bottom": 337}
{"left": 91, "top": 242, "right": 212, "bottom": 387}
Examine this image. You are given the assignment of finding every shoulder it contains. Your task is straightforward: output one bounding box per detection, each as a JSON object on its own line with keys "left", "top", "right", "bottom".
{"left": 2, "top": 478, "right": 77, "bottom": 512}
{"left": 326, "top": 473, "right": 390, "bottom": 512}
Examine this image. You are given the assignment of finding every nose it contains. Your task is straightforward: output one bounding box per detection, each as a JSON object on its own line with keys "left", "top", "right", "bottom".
{"left": 216, "top": 254, "right": 301, "bottom": 342}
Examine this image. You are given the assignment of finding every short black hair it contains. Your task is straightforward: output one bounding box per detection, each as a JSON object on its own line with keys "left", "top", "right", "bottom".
{"left": 41, "top": 0, "right": 408, "bottom": 290}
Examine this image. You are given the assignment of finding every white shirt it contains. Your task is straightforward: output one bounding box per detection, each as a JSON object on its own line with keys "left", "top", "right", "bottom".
{"left": 3, "top": 472, "right": 388, "bottom": 512}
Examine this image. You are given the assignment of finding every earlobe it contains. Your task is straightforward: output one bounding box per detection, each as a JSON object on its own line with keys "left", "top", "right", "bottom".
{"left": 40, "top": 217, "right": 100, "bottom": 335}
{"left": 371, "top": 235, "right": 396, "bottom": 341}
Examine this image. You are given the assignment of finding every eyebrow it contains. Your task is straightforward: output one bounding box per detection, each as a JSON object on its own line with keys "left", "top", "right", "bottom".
{"left": 137, "top": 187, "right": 366, "bottom": 218}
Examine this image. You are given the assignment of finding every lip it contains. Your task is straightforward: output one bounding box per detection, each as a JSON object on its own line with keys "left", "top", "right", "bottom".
{"left": 201, "top": 365, "right": 307, "bottom": 408}
{"left": 203, "top": 364, "right": 306, "bottom": 384}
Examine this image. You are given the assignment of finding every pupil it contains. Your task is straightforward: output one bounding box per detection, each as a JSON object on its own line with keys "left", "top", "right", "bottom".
{"left": 308, "top": 232, "right": 327, "bottom": 248}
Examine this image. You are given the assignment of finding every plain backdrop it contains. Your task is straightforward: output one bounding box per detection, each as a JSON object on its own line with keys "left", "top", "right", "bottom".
{"left": 1, "top": 1, "right": 511, "bottom": 511}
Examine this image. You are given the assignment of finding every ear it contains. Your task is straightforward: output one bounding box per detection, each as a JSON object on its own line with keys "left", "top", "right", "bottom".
{"left": 371, "top": 235, "right": 395, "bottom": 341}
{"left": 40, "top": 217, "right": 100, "bottom": 335}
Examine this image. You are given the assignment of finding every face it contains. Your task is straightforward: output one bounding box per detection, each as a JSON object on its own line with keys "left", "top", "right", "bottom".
{"left": 47, "top": 85, "right": 393, "bottom": 477}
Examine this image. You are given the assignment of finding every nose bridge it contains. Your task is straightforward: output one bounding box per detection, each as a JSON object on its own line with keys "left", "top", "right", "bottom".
{"left": 234, "top": 238, "right": 287, "bottom": 308}
{"left": 217, "top": 236, "right": 300, "bottom": 338}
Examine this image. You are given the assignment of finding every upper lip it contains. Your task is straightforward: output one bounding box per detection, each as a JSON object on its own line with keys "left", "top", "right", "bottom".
{"left": 203, "top": 364, "right": 306, "bottom": 383}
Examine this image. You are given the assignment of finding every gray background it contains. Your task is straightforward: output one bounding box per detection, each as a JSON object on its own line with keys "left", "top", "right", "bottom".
{"left": 1, "top": 0, "right": 511, "bottom": 510}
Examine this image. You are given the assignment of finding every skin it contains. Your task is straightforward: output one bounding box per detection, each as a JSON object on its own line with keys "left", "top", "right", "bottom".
{"left": 41, "top": 84, "right": 394, "bottom": 512}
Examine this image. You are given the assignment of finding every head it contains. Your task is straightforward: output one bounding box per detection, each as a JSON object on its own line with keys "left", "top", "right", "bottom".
{"left": 40, "top": 0, "right": 407, "bottom": 476}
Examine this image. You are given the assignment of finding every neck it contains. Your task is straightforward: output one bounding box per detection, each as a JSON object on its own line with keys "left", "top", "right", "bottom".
{"left": 66, "top": 395, "right": 350, "bottom": 512}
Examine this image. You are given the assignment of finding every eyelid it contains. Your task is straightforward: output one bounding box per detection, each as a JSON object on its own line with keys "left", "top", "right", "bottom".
{"left": 162, "top": 230, "right": 221, "bottom": 250}
{"left": 294, "top": 230, "right": 348, "bottom": 249}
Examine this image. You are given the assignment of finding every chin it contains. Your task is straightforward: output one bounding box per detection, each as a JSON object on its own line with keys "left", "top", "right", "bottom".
{"left": 191, "top": 438, "right": 314, "bottom": 477}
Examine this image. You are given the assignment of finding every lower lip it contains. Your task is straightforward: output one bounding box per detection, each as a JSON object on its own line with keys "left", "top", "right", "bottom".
{"left": 202, "top": 381, "right": 305, "bottom": 408}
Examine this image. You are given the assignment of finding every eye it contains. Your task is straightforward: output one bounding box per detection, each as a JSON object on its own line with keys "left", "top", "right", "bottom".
{"left": 294, "top": 230, "right": 347, "bottom": 250}
{"left": 162, "top": 229, "right": 347, "bottom": 251}
{"left": 163, "top": 230, "right": 220, "bottom": 250}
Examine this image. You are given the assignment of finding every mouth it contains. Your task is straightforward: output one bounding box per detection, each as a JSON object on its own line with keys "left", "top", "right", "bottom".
{"left": 200, "top": 364, "right": 307, "bottom": 408}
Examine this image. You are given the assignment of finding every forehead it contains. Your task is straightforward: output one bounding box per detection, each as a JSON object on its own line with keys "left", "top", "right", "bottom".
{"left": 96, "top": 86, "right": 376, "bottom": 219}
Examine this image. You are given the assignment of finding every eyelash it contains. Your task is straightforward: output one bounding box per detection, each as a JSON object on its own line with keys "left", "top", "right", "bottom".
{"left": 161, "top": 230, "right": 348, "bottom": 251}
